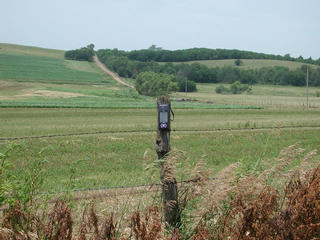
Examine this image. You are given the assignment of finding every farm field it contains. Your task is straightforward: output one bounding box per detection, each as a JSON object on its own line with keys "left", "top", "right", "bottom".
{"left": 1, "top": 107, "right": 320, "bottom": 194}
{"left": 173, "top": 58, "right": 318, "bottom": 70}
{"left": 172, "top": 83, "right": 320, "bottom": 108}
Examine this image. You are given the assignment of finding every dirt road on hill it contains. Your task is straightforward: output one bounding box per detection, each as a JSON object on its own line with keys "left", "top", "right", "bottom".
{"left": 93, "top": 54, "right": 134, "bottom": 88}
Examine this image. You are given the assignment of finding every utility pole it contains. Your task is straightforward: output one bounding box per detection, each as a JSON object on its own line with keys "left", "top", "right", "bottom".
{"left": 306, "top": 66, "right": 309, "bottom": 109}
{"left": 185, "top": 78, "right": 188, "bottom": 97}
{"left": 155, "top": 96, "right": 180, "bottom": 227}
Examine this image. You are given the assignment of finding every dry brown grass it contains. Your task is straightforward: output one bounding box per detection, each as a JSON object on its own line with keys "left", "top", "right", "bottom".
{"left": 1, "top": 146, "right": 320, "bottom": 239}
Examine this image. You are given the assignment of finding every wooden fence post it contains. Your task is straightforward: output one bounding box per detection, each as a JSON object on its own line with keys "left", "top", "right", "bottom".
{"left": 155, "top": 96, "right": 180, "bottom": 227}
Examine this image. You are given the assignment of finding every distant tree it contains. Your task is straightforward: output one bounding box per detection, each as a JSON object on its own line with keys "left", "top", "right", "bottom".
{"left": 64, "top": 45, "right": 95, "bottom": 62}
{"left": 175, "top": 76, "right": 197, "bottom": 92}
{"left": 235, "top": 59, "right": 242, "bottom": 66}
{"left": 87, "top": 43, "right": 95, "bottom": 51}
{"left": 135, "top": 72, "right": 178, "bottom": 96}
{"left": 297, "top": 56, "right": 304, "bottom": 61}
{"left": 148, "top": 45, "right": 163, "bottom": 51}
{"left": 284, "top": 54, "right": 292, "bottom": 61}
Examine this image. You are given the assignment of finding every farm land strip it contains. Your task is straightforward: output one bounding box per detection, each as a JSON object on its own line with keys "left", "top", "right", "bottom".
{"left": 1, "top": 126, "right": 320, "bottom": 193}
{"left": 168, "top": 58, "right": 318, "bottom": 70}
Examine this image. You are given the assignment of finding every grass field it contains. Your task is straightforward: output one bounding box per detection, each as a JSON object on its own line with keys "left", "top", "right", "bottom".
{"left": 0, "top": 53, "right": 108, "bottom": 85}
{"left": 175, "top": 59, "right": 317, "bottom": 70}
{"left": 0, "top": 43, "right": 64, "bottom": 59}
{"left": 1, "top": 107, "right": 320, "bottom": 193}
{"left": 1, "top": 43, "right": 320, "bottom": 195}
{"left": 1, "top": 123, "right": 320, "bottom": 193}
{"left": 172, "top": 83, "right": 320, "bottom": 108}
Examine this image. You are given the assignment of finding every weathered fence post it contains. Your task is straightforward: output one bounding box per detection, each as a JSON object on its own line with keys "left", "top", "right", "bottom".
{"left": 155, "top": 96, "right": 180, "bottom": 227}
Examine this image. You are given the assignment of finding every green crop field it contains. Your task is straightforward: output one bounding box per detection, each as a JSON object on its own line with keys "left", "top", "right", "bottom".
{"left": 0, "top": 43, "right": 64, "bottom": 59}
{"left": 0, "top": 53, "right": 108, "bottom": 85}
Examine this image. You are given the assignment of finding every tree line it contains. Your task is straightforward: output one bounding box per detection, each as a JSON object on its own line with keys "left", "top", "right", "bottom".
{"left": 97, "top": 49, "right": 320, "bottom": 88}
{"left": 127, "top": 48, "right": 320, "bottom": 65}
{"left": 64, "top": 44, "right": 95, "bottom": 62}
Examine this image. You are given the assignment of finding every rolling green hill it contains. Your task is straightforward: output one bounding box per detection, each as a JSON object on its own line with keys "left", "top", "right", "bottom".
{"left": 0, "top": 43, "right": 107, "bottom": 85}
{"left": 178, "top": 59, "right": 317, "bottom": 70}
{"left": 1, "top": 43, "right": 253, "bottom": 109}
{"left": 0, "top": 43, "right": 151, "bottom": 108}
{"left": 0, "top": 43, "right": 64, "bottom": 59}
{"left": 1, "top": 43, "right": 319, "bottom": 109}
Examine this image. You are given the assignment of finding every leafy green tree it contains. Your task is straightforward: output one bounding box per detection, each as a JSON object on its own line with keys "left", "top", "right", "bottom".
{"left": 175, "top": 76, "right": 197, "bottom": 92}
{"left": 148, "top": 45, "right": 163, "bottom": 51}
{"left": 87, "top": 43, "right": 95, "bottom": 51}
{"left": 64, "top": 45, "right": 95, "bottom": 62}
{"left": 135, "top": 72, "right": 178, "bottom": 96}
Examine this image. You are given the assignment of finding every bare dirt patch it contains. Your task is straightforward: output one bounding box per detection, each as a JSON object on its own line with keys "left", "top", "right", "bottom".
{"left": 93, "top": 55, "right": 134, "bottom": 89}
{"left": 0, "top": 89, "right": 87, "bottom": 100}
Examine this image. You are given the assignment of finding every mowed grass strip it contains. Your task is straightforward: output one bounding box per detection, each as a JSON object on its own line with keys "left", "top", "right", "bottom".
{"left": 1, "top": 128, "right": 319, "bottom": 193}
{"left": 1, "top": 107, "right": 320, "bottom": 137}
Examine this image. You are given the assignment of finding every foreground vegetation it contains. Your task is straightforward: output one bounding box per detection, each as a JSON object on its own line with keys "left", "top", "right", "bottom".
{"left": 1, "top": 138, "right": 319, "bottom": 239}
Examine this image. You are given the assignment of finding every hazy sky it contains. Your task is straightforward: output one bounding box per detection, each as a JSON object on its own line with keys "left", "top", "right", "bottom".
{"left": 2, "top": 0, "right": 320, "bottom": 59}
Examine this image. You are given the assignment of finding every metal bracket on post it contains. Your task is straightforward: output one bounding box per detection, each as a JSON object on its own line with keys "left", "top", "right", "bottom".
{"left": 155, "top": 96, "right": 180, "bottom": 227}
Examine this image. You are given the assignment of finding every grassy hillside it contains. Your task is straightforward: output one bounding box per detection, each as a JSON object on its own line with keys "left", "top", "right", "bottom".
{"left": 0, "top": 43, "right": 64, "bottom": 59}
{"left": 0, "top": 43, "right": 262, "bottom": 109}
{"left": 1, "top": 43, "right": 319, "bottom": 109}
{"left": 172, "top": 59, "right": 317, "bottom": 70}
{"left": 0, "top": 53, "right": 108, "bottom": 85}
{"left": 0, "top": 43, "right": 151, "bottom": 108}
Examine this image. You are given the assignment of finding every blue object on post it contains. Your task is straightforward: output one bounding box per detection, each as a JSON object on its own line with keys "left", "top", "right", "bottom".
{"left": 158, "top": 104, "right": 170, "bottom": 130}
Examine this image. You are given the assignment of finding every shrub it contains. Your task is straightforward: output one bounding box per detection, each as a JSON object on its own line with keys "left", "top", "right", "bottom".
{"left": 176, "top": 76, "right": 197, "bottom": 92}
{"left": 235, "top": 59, "right": 242, "bottom": 66}
{"left": 215, "top": 85, "right": 229, "bottom": 94}
{"left": 216, "top": 81, "right": 251, "bottom": 94}
{"left": 230, "top": 81, "right": 250, "bottom": 94}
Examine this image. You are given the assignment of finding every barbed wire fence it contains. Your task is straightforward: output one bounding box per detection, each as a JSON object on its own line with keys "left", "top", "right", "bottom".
{"left": 1, "top": 124, "right": 319, "bottom": 205}
{"left": 1, "top": 124, "right": 320, "bottom": 142}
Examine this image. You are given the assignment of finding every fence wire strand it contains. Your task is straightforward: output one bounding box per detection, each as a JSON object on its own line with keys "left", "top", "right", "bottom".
{"left": 1, "top": 125, "right": 320, "bottom": 141}
{"left": 36, "top": 177, "right": 214, "bottom": 197}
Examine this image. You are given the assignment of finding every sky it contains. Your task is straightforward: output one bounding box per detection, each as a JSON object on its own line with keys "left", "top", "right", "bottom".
{"left": 2, "top": 0, "right": 320, "bottom": 59}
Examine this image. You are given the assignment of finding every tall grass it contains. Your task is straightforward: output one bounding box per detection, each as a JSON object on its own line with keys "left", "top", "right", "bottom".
{"left": 1, "top": 146, "right": 320, "bottom": 239}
